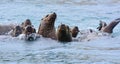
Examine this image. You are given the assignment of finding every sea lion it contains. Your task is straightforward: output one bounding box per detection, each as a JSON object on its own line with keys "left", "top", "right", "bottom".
{"left": 24, "top": 25, "right": 36, "bottom": 35}
{"left": 10, "top": 19, "right": 33, "bottom": 37}
{"left": 56, "top": 24, "right": 72, "bottom": 42}
{"left": 0, "top": 24, "right": 14, "bottom": 35}
{"left": 24, "top": 25, "right": 37, "bottom": 41}
{"left": 71, "top": 26, "right": 79, "bottom": 38}
{"left": 38, "top": 12, "right": 57, "bottom": 39}
{"left": 11, "top": 25, "right": 23, "bottom": 37}
{"left": 22, "top": 19, "right": 32, "bottom": 28}
{"left": 21, "top": 19, "right": 35, "bottom": 33}
{"left": 97, "top": 18, "right": 120, "bottom": 33}
{"left": 97, "top": 20, "right": 107, "bottom": 31}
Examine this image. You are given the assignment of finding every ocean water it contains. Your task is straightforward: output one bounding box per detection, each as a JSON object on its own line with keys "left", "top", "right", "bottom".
{"left": 0, "top": 0, "right": 120, "bottom": 64}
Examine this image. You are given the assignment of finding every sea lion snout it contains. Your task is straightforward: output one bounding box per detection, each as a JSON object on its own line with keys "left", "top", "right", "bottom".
{"left": 48, "top": 12, "right": 56, "bottom": 21}
{"left": 24, "top": 25, "right": 37, "bottom": 41}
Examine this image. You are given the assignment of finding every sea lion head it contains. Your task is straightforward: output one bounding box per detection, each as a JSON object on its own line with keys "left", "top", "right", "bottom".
{"left": 24, "top": 25, "right": 36, "bottom": 41}
{"left": 71, "top": 26, "right": 79, "bottom": 38}
{"left": 97, "top": 20, "right": 107, "bottom": 31}
{"left": 23, "top": 19, "right": 32, "bottom": 27}
{"left": 13, "top": 25, "right": 22, "bottom": 37}
{"left": 43, "top": 12, "right": 57, "bottom": 26}
{"left": 24, "top": 25, "right": 35, "bottom": 35}
{"left": 58, "top": 24, "right": 67, "bottom": 33}
{"left": 57, "top": 24, "right": 72, "bottom": 42}
{"left": 103, "top": 18, "right": 120, "bottom": 33}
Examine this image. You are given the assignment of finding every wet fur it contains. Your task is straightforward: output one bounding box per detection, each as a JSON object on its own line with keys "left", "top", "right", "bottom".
{"left": 38, "top": 13, "right": 57, "bottom": 39}
{"left": 56, "top": 24, "right": 72, "bottom": 42}
{"left": 71, "top": 26, "right": 79, "bottom": 38}
{"left": 11, "top": 25, "right": 23, "bottom": 37}
{"left": 97, "top": 18, "right": 120, "bottom": 33}
{"left": 24, "top": 25, "right": 36, "bottom": 35}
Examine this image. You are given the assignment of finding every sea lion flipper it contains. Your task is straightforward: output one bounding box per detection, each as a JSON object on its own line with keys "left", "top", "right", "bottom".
{"left": 103, "top": 18, "right": 120, "bottom": 33}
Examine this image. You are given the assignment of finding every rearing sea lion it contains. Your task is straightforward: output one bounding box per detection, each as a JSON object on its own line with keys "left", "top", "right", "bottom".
{"left": 56, "top": 24, "right": 72, "bottom": 42}
{"left": 97, "top": 18, "right": 120, "bottom": 33}
{"left": 38, "top": 12, "right": 57, "bottom": 39}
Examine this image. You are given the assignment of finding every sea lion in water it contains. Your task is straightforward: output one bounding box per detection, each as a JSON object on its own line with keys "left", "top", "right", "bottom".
{"left": 11, "top": 25, "right": 23, "bottom": 37}
{"left": 71, "top": 26, "right": 79, "bottom": 38}
{"left": 10, "top": 19, "right": 33, "bottom": 37}
{"left": 38, "top": 12, "right": 57, "bottom": 39}
{"left": 0, "top": 24, "right": 14, "bottom": 35}
{"left": 24, "top": 25, "right": 36, "bottom": 35}
{"left": 21, "top": 19, "right": 35, "bottom": 33}
{"left": 24, "top": 25, "right": 36, "bottom": 41}
{"left": 97, "top": 20, "right": 107, "bottom": 31}
{"left": 97, "top": 18, "right": 120, "bottom": 33}
{"left": 11, "top": 19, "right": 36, "bottom": 37}
{"left": 21, "top": 19, "right": 37, "bottom": 41}
{"left": 22, "top": 19, "right": 32, "bottom": 28}
{"left": 56, "top": 24, "right": 72, "bottom": 42}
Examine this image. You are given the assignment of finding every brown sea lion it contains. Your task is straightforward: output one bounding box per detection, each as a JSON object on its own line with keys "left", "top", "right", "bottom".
{"left": 71, "top": 26, "right": 79, "bottom": 38}
{"left": 56, "top": 24, "right": 72, "bottom": 42}
{"left": 24, "top": 25, "right": 36, "bottom": 35}
{"left": 22, "top": 19, "right": 32, "bottom": 28}
{"left": 24, "top": 25, "right": 37, "bottom": 41}
{"left": 10, "top": 19, "right": 33, "bottom": 37}
{"left": 97, "top": 20, "right": 107, "bottom": 31}
{"left": 97, "top": 18, "right": 120, "bottom": 33}
{"left": 0, "top": 24, "right": 14, "bottom": 35}
{"left": 11, "top": 25, "right": 23, "bottom": 37}
{"left": 21, "top": 19, "right": 35, "bottom": 33}
{"left": 38, "top": 12, "right": 57, "bottom": 39}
